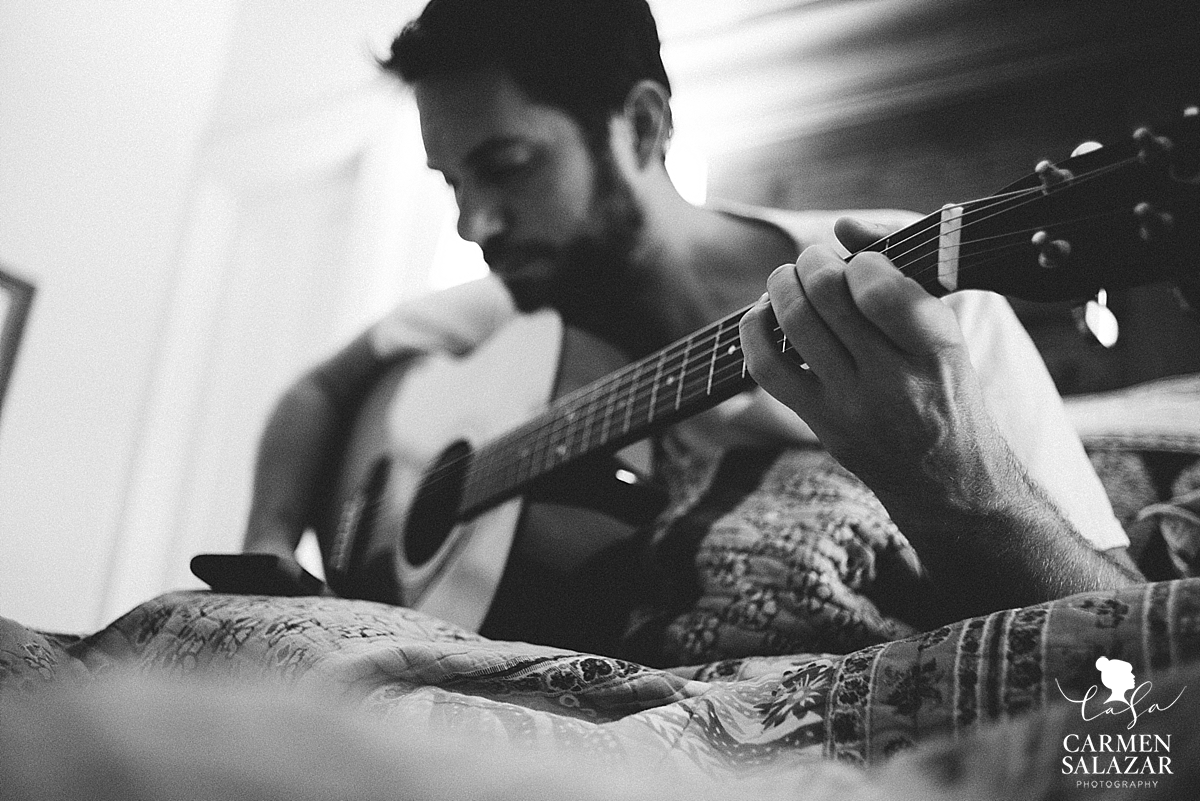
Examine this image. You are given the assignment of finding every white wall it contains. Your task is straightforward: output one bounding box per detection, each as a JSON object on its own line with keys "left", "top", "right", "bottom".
{"left": 0, "top": 1, "right": 439, "bottom": 631}
{"left": 0, "top": 2, "right": 239, "bottom": 631}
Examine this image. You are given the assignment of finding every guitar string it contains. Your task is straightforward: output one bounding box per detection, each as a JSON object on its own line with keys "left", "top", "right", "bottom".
{"left": 443, "top": 155, "right": 1143, "bottom": 504}
{"left": 482, "top": 150, "right": 1141, "bottom": 448}
{"left": 877, "top": 155, "right": 1138, "bottom": 287}
{"left": 449, "top": 164, "right": 1142, "bottom": 507}
{"left": 427, "top": 153, "right": 1146, "bottom": 501}
{"left": 479, "top": 201, "right": 1132, "bottom": 498}
{"left": 487, "top": 151, "right": 1138, "bottom": 441}
{"left": 487, "top": 159, "right": 1142, "bottom": 460}
{"left": 464, "top": 159, "right": 1133, "bottom": 481}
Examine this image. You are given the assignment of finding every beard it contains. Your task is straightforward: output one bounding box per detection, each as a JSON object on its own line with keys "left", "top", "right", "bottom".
{"left": 481, "top": 147, "right": 644, "bottom": 318}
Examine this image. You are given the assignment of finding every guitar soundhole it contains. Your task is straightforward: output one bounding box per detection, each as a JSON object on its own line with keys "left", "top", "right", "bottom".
{"left": 404, "top": 439, "right": 472, "bottom": 567}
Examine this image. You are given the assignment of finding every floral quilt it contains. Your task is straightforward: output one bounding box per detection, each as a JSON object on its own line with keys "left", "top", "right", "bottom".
{"left": 5, "top": 579, "right": 1200, "bottom": 781}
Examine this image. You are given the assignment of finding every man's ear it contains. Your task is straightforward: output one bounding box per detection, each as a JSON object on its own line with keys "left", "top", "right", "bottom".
{"left": 622, "top": 80, "right": 672, "bottom": 169}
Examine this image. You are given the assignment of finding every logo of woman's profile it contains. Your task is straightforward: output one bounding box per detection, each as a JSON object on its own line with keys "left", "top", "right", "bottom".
{"left": 1095, "top": 656, "right": 1137, "bottom": 705}
{"left": 1056, "top": 654, "right": 1185, "bottom": 729}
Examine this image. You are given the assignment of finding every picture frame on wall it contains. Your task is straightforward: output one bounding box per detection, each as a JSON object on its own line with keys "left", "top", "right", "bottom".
{"left": 0, "top": 266, "right": 35, "bottom": 417}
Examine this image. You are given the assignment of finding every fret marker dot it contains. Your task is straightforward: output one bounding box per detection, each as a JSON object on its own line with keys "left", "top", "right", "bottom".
{"left": 555, "top": 445, "right": 567, "bottom": 457}
{"left": 727, "top": 345, "right": 737, "bottom": 356}
{"left": 666, "top": 376, "right": 675, "bottom": 385}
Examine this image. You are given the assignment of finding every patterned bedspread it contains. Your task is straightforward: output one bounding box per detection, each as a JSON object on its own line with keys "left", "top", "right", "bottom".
{"left": 5, "top": 579, "right": 1200, "bottom": 783}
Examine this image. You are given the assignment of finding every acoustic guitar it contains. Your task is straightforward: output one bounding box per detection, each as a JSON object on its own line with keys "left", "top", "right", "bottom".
{"left": 310, "top": 108, "right": 1200, "bottom": 642}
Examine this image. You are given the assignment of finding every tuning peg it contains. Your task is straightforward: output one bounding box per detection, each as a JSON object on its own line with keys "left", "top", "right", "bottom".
{"left": 1031, "top": 229, "right": 1071, "bottom": 269}
{"left": 1170, "top": 106, "right": 1200, "bottom": 183}
{"left": 1134, "top": 126, "right": 1174, "bottom": 167}
{"left": 1070, "top": 141, "right": 1103, "bottom": 158}
{"left": 1173, "top": 285, "right": 1198, "bottom": 316}
{"left": 1134, "top": 201, "right": 1175, "bottom": 242}
{"left": 1073, "top": 289, "right": 1119, "bottom": 348}
{"left": 1035, "top": 159, "right": 1073, "bottom": 194}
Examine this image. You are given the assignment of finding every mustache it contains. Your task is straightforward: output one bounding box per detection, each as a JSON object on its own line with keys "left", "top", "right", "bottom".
{"left": 480, "top": 238, "right": 561, "bottom": 267}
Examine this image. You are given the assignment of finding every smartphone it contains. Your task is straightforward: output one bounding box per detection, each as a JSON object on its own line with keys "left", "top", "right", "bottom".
{"left": 190, "top": 553, "right": 327, "bottom": 597}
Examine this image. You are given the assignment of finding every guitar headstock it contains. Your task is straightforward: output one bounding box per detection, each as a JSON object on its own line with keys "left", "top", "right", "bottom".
{"left": 870, "top": 107, "right": 1200, "bottom": 307}
{"left": 963, "top": 106, "right": 1200, "bottom": 304}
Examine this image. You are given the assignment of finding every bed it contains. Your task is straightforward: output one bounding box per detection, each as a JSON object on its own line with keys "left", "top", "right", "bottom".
{"left": 3, "top": 375, "right": 1200, "bottom": 800}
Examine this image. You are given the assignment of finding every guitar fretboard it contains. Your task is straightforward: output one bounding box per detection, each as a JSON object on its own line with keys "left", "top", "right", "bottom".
{"left": 456, "top": 204, "right": 967, "bottom": 517}
{"left": 454, "top": 111, "right": 1187, "bottom": 517}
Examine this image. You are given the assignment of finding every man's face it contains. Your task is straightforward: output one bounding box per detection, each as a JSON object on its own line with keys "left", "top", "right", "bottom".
{"left": 414, "top": 68, "right": 642, "bottom": 312}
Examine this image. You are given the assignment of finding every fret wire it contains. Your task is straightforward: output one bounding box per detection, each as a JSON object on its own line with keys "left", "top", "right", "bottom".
{"left": 674, "top": 333, "right": 694, "bottom": 411}
{"left": 631, "top": 359, "right": 655, "bottom": 433}
{"left": 706, "top": 319, "right": 722, "bottom": 396}
{"left": 683, "top": 333, "right": 713, "bottom": 403}
{"left": 578, "top": 392, "right": 598, "bottom": 454}
{"left": 559, "top": 405, "right": 578, "bottom": 464}
{"left": 550, "top": 405, "right": 573, "bottom": 466}
{"left": 598, "top": 371, "right": 619, "bottom": 445}
{"left": 653, "top": 348, "right": 686, "bottom": 420}
{"left": 717, "top": 326, "right": 742, "bottom": 392}
{"left": 553, "top": 390, "right": 592, "bottom": 466}
{"left": 490, "top": 425, "right": 531, "bottom": 494}
{"left": 568, "top": 392, "right": 594, "bottom": 459}
{"left": 647, "top": 347, "right": 668, "bottom": 423}
{"left": 635, "top": 334, "right": 690, "bottom": 426}
{"left": 741, "top": 323, "right": 748, "bottom": 379}
{"left": 620, "top": 358, "right": 643, "bottom": 436}
{"left": 713, "top": 319, "right": 741, "bottom": 393}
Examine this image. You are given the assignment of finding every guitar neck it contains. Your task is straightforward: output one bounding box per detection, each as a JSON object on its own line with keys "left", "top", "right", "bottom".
{"left": 458, "top": 307, "right": 749, "bottom": 516}
{"left": 461, "top": 98, "right": 1200, "bottom": 514}
{"left": 458, "top": 208, "right": 967, "bottom": 517}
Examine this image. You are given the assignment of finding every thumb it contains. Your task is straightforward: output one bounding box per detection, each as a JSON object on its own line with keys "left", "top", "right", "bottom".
{"left": 834, "top": 216, "right": 894, "bottom": 254}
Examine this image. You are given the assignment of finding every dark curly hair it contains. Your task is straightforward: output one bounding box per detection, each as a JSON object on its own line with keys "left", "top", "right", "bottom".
{"left": 380, "top": 0, "right": 671, "bottom": 145}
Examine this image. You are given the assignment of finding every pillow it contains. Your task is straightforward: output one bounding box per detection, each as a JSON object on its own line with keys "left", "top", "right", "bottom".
{"left": 624, "top": 445, "right": 920, "bottom": 667}
{"left": 0, "top": 618, "right": 89, "bottom": 697}
{"left": 1137, "top": 487, "right": 1200, "bottom": 578}
{"left": 1064, "top": 373, "right": 1200, "bottom": 578}
{"left": 1064, "top": 372, "right": 1200, "bottom": 455}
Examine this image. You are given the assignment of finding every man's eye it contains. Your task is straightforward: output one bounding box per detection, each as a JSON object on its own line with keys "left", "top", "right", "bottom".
{"left": 480, "top": 161, "right": 526, "bottom": 182}
{"left": 477, "top": 147, "right": 535, "bottom": 183}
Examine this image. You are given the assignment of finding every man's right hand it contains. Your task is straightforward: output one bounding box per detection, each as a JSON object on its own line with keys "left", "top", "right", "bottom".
{"left": 242, "top": 373, "right": 345, "bottom": 559}
{"left": 242, "top": 330, "right": 394, "bottom": 560}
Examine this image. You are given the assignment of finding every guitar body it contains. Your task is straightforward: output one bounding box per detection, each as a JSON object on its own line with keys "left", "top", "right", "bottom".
{"left": 313, "top": 309, "right": 660, "bottom": 644}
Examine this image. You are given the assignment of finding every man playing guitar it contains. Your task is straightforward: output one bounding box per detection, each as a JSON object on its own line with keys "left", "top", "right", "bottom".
{"left": 239, "top": 0, "right": 1146, "bottom": 658}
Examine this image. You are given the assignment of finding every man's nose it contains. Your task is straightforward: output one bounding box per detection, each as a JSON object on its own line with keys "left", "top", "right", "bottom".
{"left": 456, "top": 188, "right": 506, "bottom": 245}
